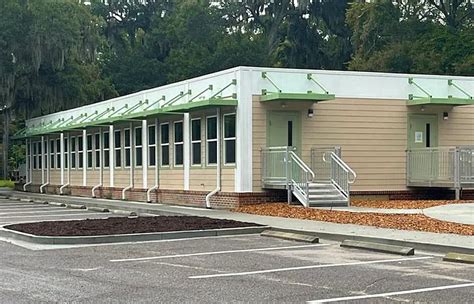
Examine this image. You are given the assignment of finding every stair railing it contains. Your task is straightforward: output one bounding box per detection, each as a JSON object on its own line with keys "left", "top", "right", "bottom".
{"left": 324, "top": 152, "right": 356, "bottom": 201}
{"left": 288, "top": 151, "right": 315, "bottom": 207}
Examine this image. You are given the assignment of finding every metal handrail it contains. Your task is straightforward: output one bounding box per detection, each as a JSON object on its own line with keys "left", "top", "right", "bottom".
{"left": 330, "top": 152, "right": 357, "bottom": 184}
{"left": 290, "top": 151, "right": 315, "bottom": 181}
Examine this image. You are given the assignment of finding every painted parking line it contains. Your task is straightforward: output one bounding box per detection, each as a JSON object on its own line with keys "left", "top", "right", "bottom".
{"left": 189, "top": 256, "right": 434, "bottom": 279}
{"left": 0, "top": 212, "right": 104, "bottom": 219}
{"left": 0, "top": 207, "right": 67, "bottom": 213}
{"left": 0, "top": 203, "right": 38, "bottom": 208}
{"left": 110, "top": 244, "right": 331, "bottom": 263}
{"left": 0, "top": 209, "right": 84, "bottom": 215}
{"left": 307, "top": 282, "right": 474, "bottom": 303}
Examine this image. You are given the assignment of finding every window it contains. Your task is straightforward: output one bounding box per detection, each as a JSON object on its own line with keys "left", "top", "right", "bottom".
{"left": 50, "top": 140, "right": 55, "bottom": 169}
{"left": 71, "top": 137, "right": 76, "bottom": 169}
{"left": 135, "top": 127, "right": 142, "bottom": 167}
{"left": 33, "top": 142, "right": 37, "bottom": 170}
{"left": 103, "top": 131, "right": 110, "bottom": 168}
{"left": 38, "top": 141, "right": 42, "bottom": 169}
{"left": 206, "top": 116, "right": 217, "bottom": 165}
{"left": 160, "top": 123, "right": 169, "bottom": 166}
{"left": 191, "top": 118, "right": 201, "bottom": 165}
{"left": 174, "top": 121, "right": 183, "bottom": 166}
{"left": 78, "top": 135, "right": 83, "bottom": 169}
{"left": 224, "top": 114, "right": 236, "bottom": 164}
{"left": 95, "top": 133, "right": 100, "bottom": 168}
{"left": 64, "top": 137, "right": 68, "bottom": 169}
{"left": 56, "top": 139, "right": 61, "bottom": 169}
{"left": 87, "top": 134, "right": 93, "bottom": 169}
{"left": 148, "top": 125, "right": 156, "bottom": 166}
{"left": 114, "top": 130, "right": 121, "bottom": 168}
{"left": 124, "top": 129, "right": 131, "bottom": 168}
{"left": 43, "top": 141, "right": 47, "bottom": 169}
{"left": 27, "top": 142, "right": 31, "bottom": 172}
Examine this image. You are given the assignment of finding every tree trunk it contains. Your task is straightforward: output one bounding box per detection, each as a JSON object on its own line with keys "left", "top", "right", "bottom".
{"left": 3, "top": 109, "right": 10, "bottom": 180}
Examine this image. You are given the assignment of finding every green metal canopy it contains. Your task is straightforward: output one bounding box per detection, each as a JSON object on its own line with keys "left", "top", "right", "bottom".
{"left": 407, "top": 78, "right": 473, "bottom": 106}
{"left": 13, "top": 80, "right": 238, "bottom": 139}
{"left": 259, "top": 72, "right": 335, "bottom": 103}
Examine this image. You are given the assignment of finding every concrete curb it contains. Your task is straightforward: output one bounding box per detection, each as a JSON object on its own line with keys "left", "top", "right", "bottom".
{"left": 0, "top": 226, "right": 269, "bottom": 245}
{"left": 48, "top": 202, "right": 66, "bottom": 207}
{"left": 33, "top": 200, "right": 49, "bottom": 205}
{"left": 443, "top": 252, "right": 474, "bottom": 264}
{"left": 66, "top": 204, "right": 87, "bottom": 210}
{"left": 261, "top": 229, "right": 319, "bottom": 243}
{"left": 111, "top": 210, "right": 137, "bottom": 217}
{"left": 341, "top": 239, "right": 415, "bottom": 256}
{"left": 88, "top": 206, "right": 110, "bottom": 213}
{"left": 20, "top": 198, "right": 34, "bottom": 203}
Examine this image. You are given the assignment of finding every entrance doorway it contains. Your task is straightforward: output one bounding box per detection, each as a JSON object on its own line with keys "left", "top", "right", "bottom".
{"left": 408, "top": 114, "right": 438, "bottom": 149}
{"left": 267, "top": 111, "right": 301, "bottom": 151}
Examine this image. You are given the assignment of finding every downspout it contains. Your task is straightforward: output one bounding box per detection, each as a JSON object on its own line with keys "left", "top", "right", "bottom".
{"left": 60, "top": 133, "right": 70, "bottom": 195}
{"left": 92, "top": 128, "right": 103, "bottom": 197}
{"left": 205, "top": 108, "right": 221, "bottom": 208}
{"left": 122, "top": 122, "right": 134, "bottom": 199}
{"left": 23, "top": 138, "right": 32, "bottom": 191}
{"left": 147, "top": 118, "right": 159, "bottom": 202}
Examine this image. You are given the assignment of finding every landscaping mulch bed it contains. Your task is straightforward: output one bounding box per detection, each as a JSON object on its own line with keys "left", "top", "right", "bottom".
{"left": 234, "top": 203, "right": 474, "bottom": 236}
{"left": 351, "top": 199, "right": 473, "bottom": 209}
{"left": 5, "top": 216, "right": 259, "bottom": 237}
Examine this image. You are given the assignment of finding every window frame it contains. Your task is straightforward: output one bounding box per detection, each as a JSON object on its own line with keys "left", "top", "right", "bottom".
{"left": 124, "top": 128, "right": 131, "bottom": 168}
{"left": 56, "top": 138, "right": 61, "bottom": 169}
{"left": 148, "top": 124, "right": 157, "bottom": 167}
{"left": 87, "top": 134, "right": 93, "bottom": 169}
{"left": 134, "top": 126, "right": 143, "bottom": 168}
{"left": 94, "top": 133, "right": 101, "bottom": 169}
{"left": 206, "top": 115, "right": 218, "bottom": 166}
{"left": 114, "top": 129, "right": 122, "bottom": 169}
{"left": 174, "top": 121, "right": 184, "bottom": 167}
{"left": 191, "top": 117, "right": 202, "bottom": 166}
{"left": 78, "top": 135, "right": 84, "bottom": 169}
{"left": 103, "top": 131, "right": 110, "bottom": 169}
{"left": 33, "top": 142, "right": 37, "bottom": 170}
{"left": 50, "top": 139, "right": 55, "bottom": 169}
{"left": 223, "top": 113, "right": 236, "bottom": 165}
{"left": 70, "top": 136, "right": 76, "bottom": 169}
{"left": 160, "top": 123, "right": 170, "bottom": 167}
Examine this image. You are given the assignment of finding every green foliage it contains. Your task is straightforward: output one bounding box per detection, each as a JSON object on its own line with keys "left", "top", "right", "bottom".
{"left": 0, "top": 180, "right": 15, "bottom": 188}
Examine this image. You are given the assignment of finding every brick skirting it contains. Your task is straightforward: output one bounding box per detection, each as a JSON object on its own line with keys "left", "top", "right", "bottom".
{"left": 14, "top": 183, "right": 473, "bottom": 208}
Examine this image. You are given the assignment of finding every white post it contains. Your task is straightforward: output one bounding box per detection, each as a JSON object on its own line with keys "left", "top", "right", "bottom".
{"left": 155, "top": 117, "right": 159, "bottom": 188}
{"left": 60, "top": 132, "right": 65, "bottom": 185}
{"left": 25, "top": 139, "right": 30, "bottom": 184}
{"left": 130, "top": 122, "right": 134, "bottom": 188}
{"left": 46, "top": 136, "right": 50, "bottom": 184}
{"left": 183, "top": 113, "right": 190, "bottom": 190}
{"left": 41, "top": 136, "right": 45, "bottom": 184}
{"left": 109, "top": 125, "right": 114, "bottom": 188}
{"left": 82, "top": 129, "right": 87, "bottom": 186}
{"left": 67, "top": 133, "right": 71, "bottom": 184}
{"left": 142, "top": 119, "right": 148, "bottom": 189}
{"left": 99, "top": 128, "right": 103, "bottom": 186}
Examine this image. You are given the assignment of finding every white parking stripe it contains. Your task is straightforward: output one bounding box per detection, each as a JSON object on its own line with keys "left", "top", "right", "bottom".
{"left": 0, "top": 212, "right": 103, "bottom": 219}
{"left": 0, "top": 204, "right": 38, "bottom": 208}
{"left": 110, "top": 244, "right": 330, "bottom": 263}
{"left": 0, "top": 209, "right": 84, "bottom": 215}
{"left": 0, "top": 207, "right": 67, "bottom": 213}
{"left": 189, "top": 256, "right": 434, "bottom": 279}
{"left": 307, "top": 282, "right": 474, "bottom": 303}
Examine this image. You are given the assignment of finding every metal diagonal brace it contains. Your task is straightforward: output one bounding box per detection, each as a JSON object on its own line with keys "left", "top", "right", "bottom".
{"left": 408, "top": 78, "right": 432, "bottom": 100}
{"left": 80, "top": 111, "right": 97, "bottom": 123}
{"left": 122, "top": 100, "right": 147, "bottom": 115}
{"left": 108, "top": 104, "right": 129, "bottom": 117}
{"left": 210, "top": 79, "right": 237, "bottom": 99}
{"left": 144, "top": 96, "right": 166, "bottom": 111}
{"left": 448, "top": 80, "right": 473, "bottom": 99}
{"left": 307, "top": 74, "right": 329, "bottom": 94}
{"left": 66, "top": 114, "right": 86, "bottom": 126}
{"left": 188, "top": 85, "right": 213, "bottom": 103}
{"left": 261, "top": 72, "right": 281, "bottom": 93}
{"left": 161, "top": 90, "right": 192, "bottom": 108}
{"left": 93, "top": 107, "right": 115, "bottom": 121}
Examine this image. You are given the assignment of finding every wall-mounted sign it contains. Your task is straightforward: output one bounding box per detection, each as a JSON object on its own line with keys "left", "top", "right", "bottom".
{"left": 415, "top": 131, "right": 423, "bottom": 143}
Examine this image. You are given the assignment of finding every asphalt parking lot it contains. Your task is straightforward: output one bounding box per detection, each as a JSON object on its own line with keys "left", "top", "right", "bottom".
{"left": 0, "top": 198, "right": 473, "bottom": 303}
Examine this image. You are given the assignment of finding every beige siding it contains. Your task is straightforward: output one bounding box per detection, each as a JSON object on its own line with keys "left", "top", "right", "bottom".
{"left": 253, "top": 97, "right": 474, "bottom": 192}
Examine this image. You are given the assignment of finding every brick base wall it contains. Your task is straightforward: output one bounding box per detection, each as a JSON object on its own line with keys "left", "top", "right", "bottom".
{"left": 14, "top": 183, "right": 474, "bottom": 209}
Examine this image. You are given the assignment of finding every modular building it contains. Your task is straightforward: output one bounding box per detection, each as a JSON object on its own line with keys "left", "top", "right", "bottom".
{"left": 15, "top": 67, "right": 474, "bottom": 208}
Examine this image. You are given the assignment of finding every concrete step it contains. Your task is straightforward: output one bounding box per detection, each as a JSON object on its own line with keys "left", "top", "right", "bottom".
{"left": 308, "top": 200, "right": 348, "bottom": 207}
{"left": 309, "top": 194, "right": 345, "bottom": 200}
{"left": 308, "top": 189, "right": 340, "bottom": 194}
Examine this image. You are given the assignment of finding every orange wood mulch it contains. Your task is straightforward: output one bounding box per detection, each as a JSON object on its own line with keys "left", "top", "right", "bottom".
{"left": 351, "top": 199, "right": 472, "bottom": 209}
{"left": 234, "top": 203, "right": 474, "bottom": 236}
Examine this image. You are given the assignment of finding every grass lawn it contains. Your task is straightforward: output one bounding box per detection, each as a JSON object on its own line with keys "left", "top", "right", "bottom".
{"left": 0, "top": 180, "right": 15, "bottom": 188}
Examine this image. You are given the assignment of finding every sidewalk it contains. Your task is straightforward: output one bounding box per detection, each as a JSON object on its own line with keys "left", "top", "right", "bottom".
{"left": 3, "top": 189, "right": 474, "bottom": 254}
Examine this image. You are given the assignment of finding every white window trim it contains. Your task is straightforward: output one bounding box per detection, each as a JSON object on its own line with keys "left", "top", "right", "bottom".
{"left": 70, "top": 136, "right": 76, "bottom": 170}
{"left": 33, "top": 142, "right": 37, "bottom": 170}
{"left": 94, "top": 133, "right": 101, "bottom": 169}
{"left": 77, "top": 135, "right": 84, "bottom": 169}
{"left": 174, "top": 121, "right": 184, "bottom": 167}
{"left": 223, "top": 113, "right": 237, "bottom": 166}
{"left": 191, "top": 117, "right": 202, "bottom": 166}
{"left": 103, "top": 131, "right": 110, "bottom": 169}
{"left": 50, "top": 139, "right": 55, "bottom": 169}
{"left": 114, "top": 129, "right": 122, "bottom": 169}
{"left": 124, "top": 128, "right": 131, "bottom": 168}
{"left": 87, "top": 134, "right": 93, "bottom": 169}
{"left": 160, "top": 122, "right": 170, "bottom": 167}
{"left": 206, "top": 115, "right": 218, "bottom": 166}
{"left": 134, "top": 126, "right": 143, "bottom": 168}
{"left": 148, "top": 124, "right": 157, "bottom": 167}
{"left": 64, "top": 137, "right": 68, "bottom": 169}
{"left": 56, "top": 138, "right": 61, "bottom": 170}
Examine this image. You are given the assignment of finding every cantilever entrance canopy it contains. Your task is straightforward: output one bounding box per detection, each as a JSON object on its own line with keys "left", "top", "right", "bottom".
{"left": 13, "top": 79, "right": 238, "bottom": 139}
{"left": 407, "top": 78, "right": 473, "bottom": 106}
{"left": 259, "top": 72, "right": 335, "bottom": 102}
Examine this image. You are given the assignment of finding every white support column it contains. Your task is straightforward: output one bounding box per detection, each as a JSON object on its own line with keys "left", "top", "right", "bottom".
{"left": 25, "top": 139, "right": 30, "bottom": 184}
{"left": 130, "top": 122, "right": 134, "bottom": 188}
{"left": 99, "top": 128, "right": 103, "bottom": 186}
{"left": 29, "top": 140, "right": 33, "bottom": 184}
{"left": 41, "top": 136, "right": 45, "bottom": 184}
{"left": 60, "top": 132, "right": 65, "bottom": 185}
{"left": 46, "top": 136, "right": 50, "bottom": 184}
{"left": 155, "top": 117, "right": 159, "bottom": 188}
{"left": 82, "top": 129, "right": 87, "bottom": 186}
{"left": 67, "top": 133, "right": 71, "bottom": 184}
{"left": 109, "top": 125, "right": 114, "bottom": 188}
{"left": 183, "top": 113, "right": 190, "bottom": 190}
{"left": 142, "top": 119, "right": 148, "bottom": 189}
